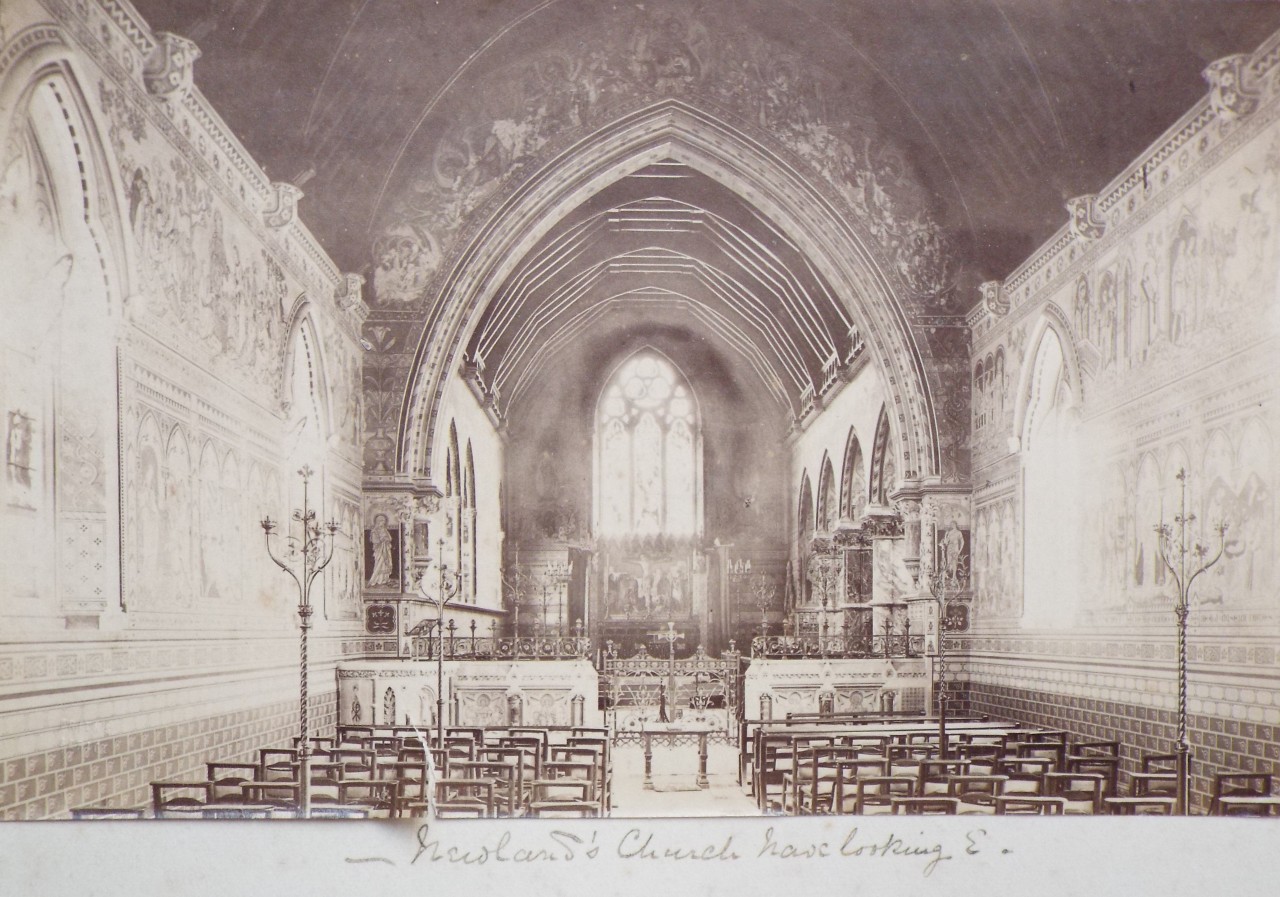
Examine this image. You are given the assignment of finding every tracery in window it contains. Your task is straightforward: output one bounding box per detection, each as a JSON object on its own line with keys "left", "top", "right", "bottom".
{"left": 594, "top": 352, "right": 701, "bottom": 538}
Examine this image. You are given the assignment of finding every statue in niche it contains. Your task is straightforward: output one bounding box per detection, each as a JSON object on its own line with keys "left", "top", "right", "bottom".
{"left": 366, "top": 513, "right": 398, "bottom": 588}
{"left": 939, "top": 520, "right": 967, "bottom": 584}
{"left": 5, "top": 410, "right": 33, "bottom": 489}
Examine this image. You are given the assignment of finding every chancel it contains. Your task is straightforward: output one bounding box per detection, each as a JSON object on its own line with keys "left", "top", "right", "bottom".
{"left": 2, "top": 0, "right": 1280, "bottom": 822}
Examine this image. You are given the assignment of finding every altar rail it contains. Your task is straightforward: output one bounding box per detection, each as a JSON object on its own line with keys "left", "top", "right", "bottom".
{"left": 409, "top": 635, "right": 592, "bottom": 661}
{"left": 750, "top": 633, "right": 926, "bottom": 659}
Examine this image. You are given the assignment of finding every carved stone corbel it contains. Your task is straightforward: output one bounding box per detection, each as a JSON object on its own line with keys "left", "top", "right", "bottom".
{"left": 979, "top": 280, "right": 1009, "bottom": 317}
{"left": 142, "top": 33, "right": 201, "bottom": 102}
{"left": 264, "top": 182, "right": 305, "bottom": 228}
{"left": 1203, "top": 54, "right": 1259, "bottom": 122}
{"left": 1066, "top": 194, "right": 1106, "bottom": 242}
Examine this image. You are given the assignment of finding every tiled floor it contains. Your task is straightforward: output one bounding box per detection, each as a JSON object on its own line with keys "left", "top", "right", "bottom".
{"left": 608, "top": 742, "right": 761, "bottom": 817}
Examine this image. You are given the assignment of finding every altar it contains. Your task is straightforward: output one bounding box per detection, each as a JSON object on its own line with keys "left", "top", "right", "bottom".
{"left": 335, "top": 659, "right": 602, "bottom": 729}
{"left": 639, "top": 722, "right": 713, "bottom": 790}
{"left": 743, "top": 656, "right": 933, "bottom": 720}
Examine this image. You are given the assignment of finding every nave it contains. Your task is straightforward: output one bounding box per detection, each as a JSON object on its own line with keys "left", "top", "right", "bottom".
{"left": 2, "top": 0, "right": 1280, "bottom": 830}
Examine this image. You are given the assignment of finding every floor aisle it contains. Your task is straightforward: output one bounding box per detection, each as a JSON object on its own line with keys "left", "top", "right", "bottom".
{"left": 608, "top": 743, "right": 761, "bottom": 817}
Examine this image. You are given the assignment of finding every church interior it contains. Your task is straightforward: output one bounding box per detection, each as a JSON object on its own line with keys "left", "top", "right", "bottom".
{"left": 2, "top": 0, "right": 1279, "bottom": 821}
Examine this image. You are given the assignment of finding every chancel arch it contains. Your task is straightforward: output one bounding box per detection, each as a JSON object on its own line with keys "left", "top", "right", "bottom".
{"left": 398, "top": 101, "right": 942, "bottom": 492}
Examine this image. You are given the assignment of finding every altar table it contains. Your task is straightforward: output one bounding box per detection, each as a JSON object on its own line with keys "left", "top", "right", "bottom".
{"left": 640, "top": 723, "right": 713, "bottom": 790}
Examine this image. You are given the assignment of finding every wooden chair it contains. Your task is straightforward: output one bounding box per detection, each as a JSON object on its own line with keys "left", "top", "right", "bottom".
{"left": 917, "top": 758, "right": 972, "bottom": 796}
{"left": 853, "top": 776, "right": 916, "bottom": 815}
{"left": 337, "top": 780, "right": 396, "bottom": 818}
{"left": 540, "top": 760, "right": 599, "bottom": 804}
{"left": 434, "top": 778, "right": 496, "bottom": 818}
{"left": 69, "top": 807, "right": 146, "bottom": 820}
{"left": 393, "top": 778, "right": 431, "bottom": 818}
{"left": 1068, "top": 756, "right": 1117, "bottom": 798}
{"left": 198, "top": 803, "right": 276, "bottom": 819}
{"left": 1130, "top": 754, "right": 1178, "bottom": 797}
{"left": 947, "top": 775, "right": 1008, "bottom": 814}
{"left": 258, "top": 749, "right": 299, "bottom": 782}
{"left": 891, "top": 796, "right": 958, "bottom": 815}
{"left": 206, "top": 763, "right": 260, "bottom": 803}
{"left": 1043, "top": 772, "right": 1105, "bottom": 814}
{"left": 783, "top": 746, "right": 861, "bottom": 814}
{"left": 1105, "top": 796, "right": 1176, "bottom": 815}
{"left": 450, "top": 759, "right": 523, "bottom": 817}
{"left": 994, "top": 795, "right": 1066, "bottom": 815}
{"left": 310, "top": 806, "right": 371, "bottom": 819}
{"left": 754, "top": 733, "right": 798, "bottom": 811}
{"left": 828, "top": 758, "right": 891, "bottom": 815}
{"left": 337, "top": 725, "right": 375, "bottom": 744}
{"left": 1210, "top": 773, "right": 1274, "bottom": 816}
{"left": 331, "top": 747, "right": 377, "bottom": 780}
{"left": 239, "top": 780, "right": 301, "bottom": 811}
{"left": 151, "top": 782, "right": 211, "bottom": 819}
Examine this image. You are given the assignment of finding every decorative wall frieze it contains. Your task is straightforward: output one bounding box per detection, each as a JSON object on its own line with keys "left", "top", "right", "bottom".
{"left": 978, "top": 30, "right": 1280, "bottom": 336}
{"left": 28, "top": 0, "right": 343, "bottom": 301}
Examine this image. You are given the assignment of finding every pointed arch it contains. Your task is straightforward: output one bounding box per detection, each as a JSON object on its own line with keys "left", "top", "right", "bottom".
{"left": 839, "top": 427, "right": 866, "bottom": 521}
{"left": 798, "top": 471, "right": 814, "bottom": 544}
{"left": 816, "top": 452, "right": 837, "bottom": 533}
{"left": 1021, "top": 325, "right": 1082, "bottom": 628}
{"left": 400, "top": 101, "right": 939, "bottom": 489}
{"left": 1013, "top": 307, "right": 1084, "bottom": 447}
{"left": 282, "top": 308, "right": 333, "bottom": 449}
{"left": 869, "top": 406, "right": 896, "bottom": 506}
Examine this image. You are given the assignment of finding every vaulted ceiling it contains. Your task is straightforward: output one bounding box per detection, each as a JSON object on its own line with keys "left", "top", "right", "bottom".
{"left": 131, "top": 0, "right": 1280, "bottom": 288}
{"left": 465, "top": 160, "right": 856, "bottom": 419}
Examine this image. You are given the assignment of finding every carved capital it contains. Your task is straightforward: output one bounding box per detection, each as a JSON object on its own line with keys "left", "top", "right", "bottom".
{"left": 979, "top": 280, "right": 1009, "bottom": 317}
{"left": 264, "top": 182, "right": 305, "bottom": 228}
{"left": 1065, "top": 194, "right": 1106, "bottom": 241}
{"left": 142, "top": 33, "right": 201, "bottom": 101}
{"left": 1203, "top": 54, "right": 1258, "bottom": 122}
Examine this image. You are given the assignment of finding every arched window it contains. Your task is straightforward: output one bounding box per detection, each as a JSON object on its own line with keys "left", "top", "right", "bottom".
{"left": 594, "top": 351, "right": 701, "bottom": 538}
{"left": 816, "top": 455, "right": 837, "bottom": 532}
{"left": 840, "top": 429, "right": 865, "bottom": 522}
{"left": 1021, "top": 327, "right": 1081, "bottom": 628}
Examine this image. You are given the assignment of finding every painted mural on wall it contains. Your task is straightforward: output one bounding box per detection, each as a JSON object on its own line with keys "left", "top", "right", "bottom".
{"left": 98, "top": 79, "right": 288, "bottom": 390}
{"left": 368, "top": 3, "right": 957, "bottom": 311}
{"left": 970, "top": 85, "right": 1280, "bottom": 625}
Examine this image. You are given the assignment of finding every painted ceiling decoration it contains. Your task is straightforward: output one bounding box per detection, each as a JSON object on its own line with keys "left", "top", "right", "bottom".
{"left": 366, "top": 2, "right": 959, "bottom": 313}
{"left": 128, "top": 0, "right": 1280, "bottom": 491}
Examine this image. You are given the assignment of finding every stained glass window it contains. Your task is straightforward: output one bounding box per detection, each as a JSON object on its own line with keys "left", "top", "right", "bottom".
{"left": 595, "top": 353, "right": 701, "bottom": 537}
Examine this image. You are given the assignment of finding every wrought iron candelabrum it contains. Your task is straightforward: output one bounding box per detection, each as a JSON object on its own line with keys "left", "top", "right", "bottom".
{"left": 544, "top": 559, "right": 573, "bottom": 635}
{"left": 419, "top": 537, "right": 464, "bottom": 747}
{"left": 728, "top": 556, "right": 753, "bottom": 644}
{"left": 501, "top": 546, "right": 535, "bottom": 637}
{"left": 752, "top": 576, "right": 778, "bottom": 639}
{"left": 1155, "top": 468, "right": 1228, "bottom": 815}
{"left": 926, "top": 549, "right": 968, "bottom": 760}
{"left": 260, "top": 465, "right": 339, "bottom": 818}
